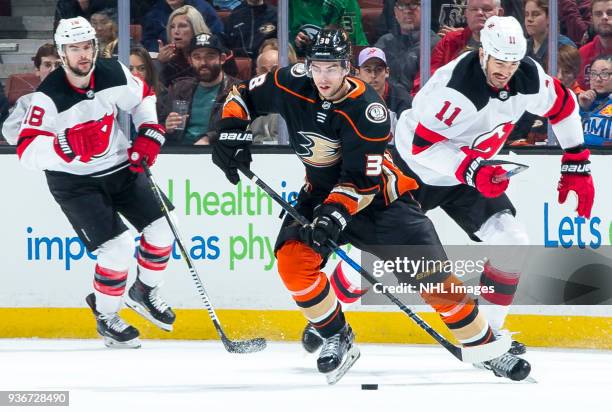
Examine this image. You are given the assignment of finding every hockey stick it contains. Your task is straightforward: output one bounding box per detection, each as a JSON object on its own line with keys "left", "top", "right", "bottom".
{"left": 238, "top": 165, "right": 510, "bottom": 363}
{"left": 482, "top": 160, "right": 530, "bottom": 183}
{"left": 141, "top": 162, "right": 266, "bottom": 354}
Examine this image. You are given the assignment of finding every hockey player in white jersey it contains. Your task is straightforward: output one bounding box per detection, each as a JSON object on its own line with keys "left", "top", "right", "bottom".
{"left": 392, "top": 15, "right": 595, "bottom": 354}
{"left": 303, "top": 16, "right": 596, "bottom": 362}
{"left": 14, "top": 17, "right": 177, "bottom": 348}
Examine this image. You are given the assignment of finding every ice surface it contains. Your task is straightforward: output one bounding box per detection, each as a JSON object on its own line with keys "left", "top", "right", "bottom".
{"left": 0, "top": 339, "right": 609, "bottom": 412}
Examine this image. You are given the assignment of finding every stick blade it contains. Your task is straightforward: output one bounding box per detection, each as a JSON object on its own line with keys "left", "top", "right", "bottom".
{"left": 460, "top": 332, "right": 512, "bottom": 363}
{"left": 224, "top": 337, "right": 267, "bottom": 354}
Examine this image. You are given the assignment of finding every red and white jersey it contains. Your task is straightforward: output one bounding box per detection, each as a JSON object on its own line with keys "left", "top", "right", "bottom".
{"left": 395, "top": 51, "right": 584, "bottom": 186}
{"left": 15, "top": 59, "right": 158, "bottom": 175}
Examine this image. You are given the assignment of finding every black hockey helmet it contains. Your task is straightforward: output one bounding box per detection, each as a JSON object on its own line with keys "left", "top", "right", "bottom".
{"left": 305, "top": 29, "right": 352, "bottom": 77}
{"left": 307, "top": 28, "right": 351, "bottom": 62}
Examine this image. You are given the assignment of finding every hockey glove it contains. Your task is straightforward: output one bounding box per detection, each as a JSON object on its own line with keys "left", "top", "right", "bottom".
{"left": 299, "top": 203, "right": 350, "bottom": 258}
{"left": 54, "top": 120, "right": 106, "bottom": 163}
{"left": 212, "top": 118, "right": 253, "bottom": 185}
{"left": 558, "top": 147, "right": 594, "bottom": 218}
{"left": 456, "top": 156, "right": 509, "bottom": 198}
{"left": 128, "top": 124, "right": 165, "bottom": 173}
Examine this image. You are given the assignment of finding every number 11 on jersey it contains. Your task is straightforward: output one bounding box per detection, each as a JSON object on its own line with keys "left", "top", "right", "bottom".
{"left": 435, "top": 101, "right": 461, "bottom": 127}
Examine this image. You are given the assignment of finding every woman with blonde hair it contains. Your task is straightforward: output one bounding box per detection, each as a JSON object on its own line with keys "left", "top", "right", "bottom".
{"left": 158, "top": 5, "right": 211, "bottom": 86}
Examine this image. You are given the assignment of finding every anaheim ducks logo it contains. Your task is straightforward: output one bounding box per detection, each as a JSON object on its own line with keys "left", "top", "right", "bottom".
{"left": 259, "top": 23, "right": 276, "bottom": 35}
{"left": 296, "top": 131, "right": 341, "bottom": 167}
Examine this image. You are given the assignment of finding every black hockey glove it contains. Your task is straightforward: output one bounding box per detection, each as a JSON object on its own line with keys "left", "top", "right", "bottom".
{"left": 299, "top": 203, "right": 350, "bottom": 258}
{"left": 212, "top": 118, "right": 253, "bottom": 185}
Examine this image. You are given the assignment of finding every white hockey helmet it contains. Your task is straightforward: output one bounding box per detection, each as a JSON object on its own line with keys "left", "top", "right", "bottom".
{"left": 480, "top": 16, "right": 527, "bottom": 63}
{"left": 54, "top": 17, "right": 98, "bottom": 76}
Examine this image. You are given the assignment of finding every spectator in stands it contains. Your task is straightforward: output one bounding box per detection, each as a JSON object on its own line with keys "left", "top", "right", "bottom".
{"left": 356, "top": 47, "right": 412, "bottom": 138}
{"left": 225, "top": 0, "right": 277, "bottom": 58}
{"left": 559, "top": 0, "right": 592, "bottom": 45}
{"left": 33, "top": 43, "right": 62, "bottom": 82}
{"left": 54, "top": 0, "right": 115, "bottom": 28}
{"left": 256, "top": 48, "right": 280, "bottom": 75}
{"left": 578, "top": 54, "right": 612, "bottom": 145}
{"left": 412, "top": 0, "right": 503, "bottom": 93}
{"left": 290, "top": 0, "right": 368, "bottom": 56}
{"left": 158, "top": 33, "right": 240, "bottom": 145}
{"left": 91, "top": 8, "right": 118, "bottom": 58}
{"left": 524, "top": 0, "right": 576, "bottom": 70}
{"left": 375, "top": 0, "right": 440, "bottom": 93}
{"left": 213, "top": 0, "right": 242, "bottom": 10}
{"left": 558, "top": 44, "right": 585, "bottom": 94}
{"left": 578, "top": 0, "right": 612, "bottom": 89}
{"left": 142, "top": 0, "right": 223, "bottom": 53}
{"left": 1, "top": 44, "right": 61, "bottom": 144}
{"left": 258, "top": 38, "right": 298, "bottom": 64}
{"left": 157, "top": 5, "right": 211, "bottom": 86}
{"left": 130, "top": 46, "right": 162, "bottom": 97}
{"left": 250, "top": 48, "right": 282, "bottom": 143}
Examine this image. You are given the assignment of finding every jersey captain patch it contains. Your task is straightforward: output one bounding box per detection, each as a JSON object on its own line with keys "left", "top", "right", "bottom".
{"left": 296, "top": 131, "right": 341, "bottom": 167}
{"left": 366, "top": 102, "right": 388, "bottom": 123}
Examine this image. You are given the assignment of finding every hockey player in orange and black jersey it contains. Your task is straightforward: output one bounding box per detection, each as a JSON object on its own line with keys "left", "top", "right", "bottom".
{"left": 15, "top": 17, "right": 176, "bottom": 348}
{"left": 212, "top": 29, "right": 531, "bottom": 382}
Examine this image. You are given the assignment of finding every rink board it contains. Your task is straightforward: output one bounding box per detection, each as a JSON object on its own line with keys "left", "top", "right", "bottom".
{"left": 0, "top": 153, "right": 610, "bottom": 348}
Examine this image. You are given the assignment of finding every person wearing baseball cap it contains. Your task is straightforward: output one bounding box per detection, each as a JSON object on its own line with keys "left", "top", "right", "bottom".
{"left": 159, "top": 32, "right": 241, "bottom": 145}
{"left": 357, "top": 47, "right": 412, "bottom": 138}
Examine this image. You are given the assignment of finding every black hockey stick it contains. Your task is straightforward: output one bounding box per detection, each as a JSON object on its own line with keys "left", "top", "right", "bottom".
{"left": 482, "top": 160, "right": 530, "bottom": 183}
{"left": 238, "top": 165, "right": 510, "bottom": 363}
{"left": 142, "top": 162, "right": 266, "bottom": 354}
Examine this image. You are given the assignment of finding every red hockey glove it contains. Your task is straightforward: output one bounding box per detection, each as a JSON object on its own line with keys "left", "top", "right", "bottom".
{"left": 54, "top": 120, "right": 106, "bottom": 163}
{"left": 456, "top": 156, "right": 509, "bottom": 198}
{"left": 299, "top": 203, "right": 350, "bottom": 259}
{"left": 558, "top": 148, "right": 594, "bottom": 218}
{"left": 128, "top": 124, "right": 165, "bottom": 173}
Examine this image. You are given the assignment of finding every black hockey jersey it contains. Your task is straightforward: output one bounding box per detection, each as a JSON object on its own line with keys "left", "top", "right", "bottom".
{"left": 16, "top": 59, "right": 159, "bottom": 175}
{"left": 222, "top": 63, "right": 417, "bottom": 215}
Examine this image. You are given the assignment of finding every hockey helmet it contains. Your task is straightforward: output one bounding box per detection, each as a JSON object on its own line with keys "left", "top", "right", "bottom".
{"left": 306, "top": 29, "right": 351, "bottom": 77}
{"left": 480, "top": 16, "right": 526, "bottom": 63}
{"left": 54, "top": 17, "right": 99, "bottom": 76}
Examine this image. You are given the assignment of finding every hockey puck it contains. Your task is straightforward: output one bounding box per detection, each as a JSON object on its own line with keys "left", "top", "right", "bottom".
{"left": 361, "top": 384, "right": 378, "bottom": 390}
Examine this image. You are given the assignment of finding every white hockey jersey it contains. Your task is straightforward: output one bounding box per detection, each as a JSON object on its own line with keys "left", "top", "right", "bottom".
{"left": 2, "top": 93, "right": 32, "bottom": 144}
{"left": 395, "top": 51, "right": 584, "bottom": 186}
{"left": 15, "top": 59, "right": 159, "bottom": 174}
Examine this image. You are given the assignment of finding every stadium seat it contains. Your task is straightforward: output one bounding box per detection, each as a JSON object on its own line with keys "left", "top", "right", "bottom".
{"left": 234, "top": 57, "right": 253, "bottom": 81}
{"left": 5, "top": 72, "right": 40, "bottom": 106}
{"left": 361, "top": 8, "right": 382, "bottom": 44}
{"left": 359, "top": 0, "right": 383, "bottom": 8}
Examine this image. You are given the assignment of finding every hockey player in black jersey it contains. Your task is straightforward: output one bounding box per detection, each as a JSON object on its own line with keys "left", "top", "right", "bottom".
{"left": 212, "top": 29, "right": 531, "bottom": 382}
{"left": 308, "top": 17, "right": 595, "bottom": 363}
{"left": 15, "top": 17, "right": 176, "bottom": 348}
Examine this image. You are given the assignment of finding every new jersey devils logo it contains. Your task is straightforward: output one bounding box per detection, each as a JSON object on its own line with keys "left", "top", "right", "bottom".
{"left": 468, "top": 122, "right": 514, "bottom": 159}
{"left": 91, "top": 113, "right": 114, "bottom": 159}
{"left": 296, "top": 131, "right": 341, "bottom": 167}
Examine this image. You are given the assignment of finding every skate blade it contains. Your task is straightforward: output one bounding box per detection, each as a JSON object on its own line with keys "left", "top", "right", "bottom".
{"left": 102, "top": 336, "right": 141, "bottom": 349}
{"left": 125, "top": 297, "right": 173, "bottom": 332}
{"left": 326, "top": 345, "right": 360, "bottom": 385}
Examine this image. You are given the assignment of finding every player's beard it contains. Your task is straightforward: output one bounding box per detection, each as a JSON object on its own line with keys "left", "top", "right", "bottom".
{"left": 196, "top": 62, "right": 222, "bottom": 83}
{"left": 67, "top": 59, "right": 93, "bottom": 77}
